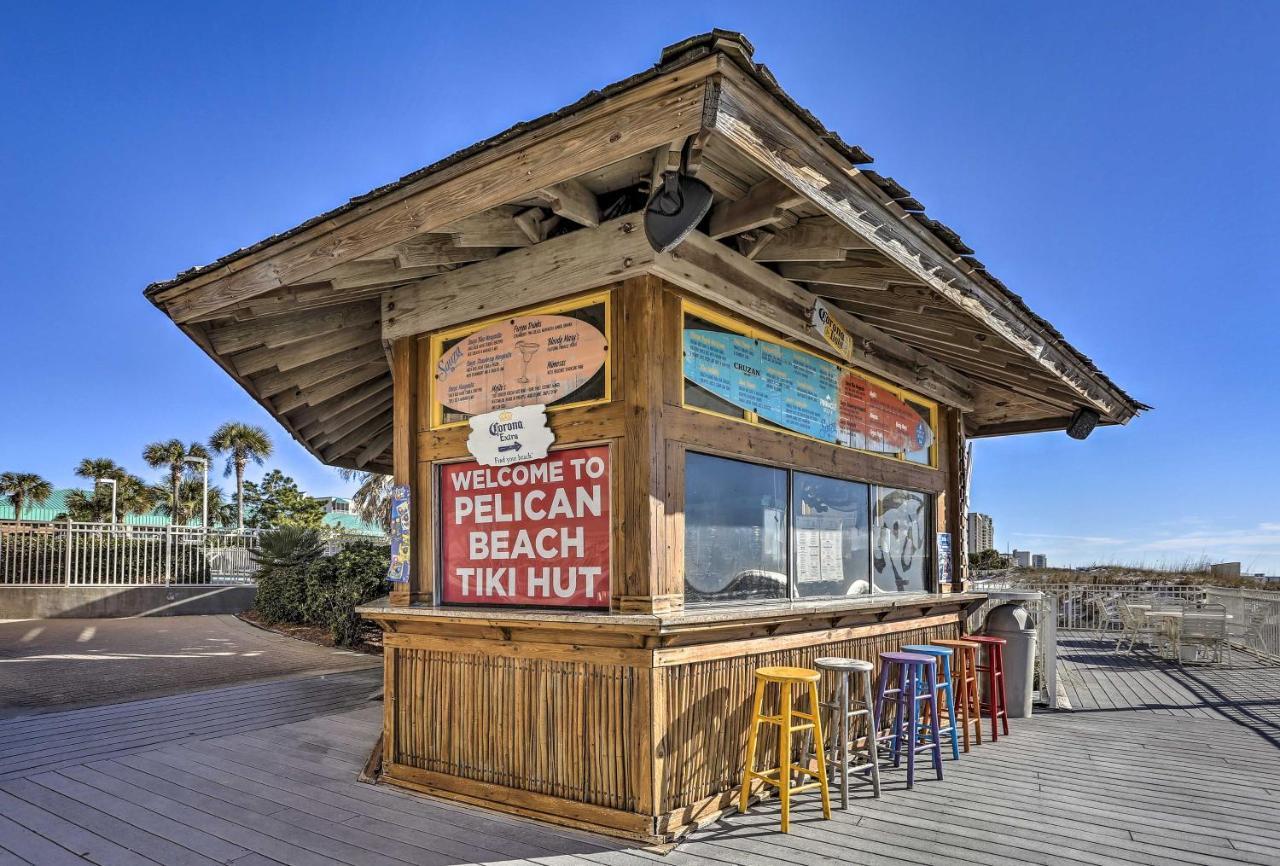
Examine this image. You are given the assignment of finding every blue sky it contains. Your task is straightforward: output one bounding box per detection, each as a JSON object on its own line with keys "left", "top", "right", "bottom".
{"left": 2, "top": 2, "right": 1277, "bottom": 571}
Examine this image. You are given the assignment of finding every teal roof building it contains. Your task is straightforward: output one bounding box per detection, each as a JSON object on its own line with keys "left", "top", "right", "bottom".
{"left": 2, "top": 488, "right": 386, "bottom": 536}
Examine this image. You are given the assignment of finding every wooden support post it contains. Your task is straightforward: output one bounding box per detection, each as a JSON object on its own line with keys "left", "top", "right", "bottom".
{"left": 389, "top": 337, "right": 422, "bottom": 606}
{"left": 615, "top": 276, "right": 679, "bottom": 614}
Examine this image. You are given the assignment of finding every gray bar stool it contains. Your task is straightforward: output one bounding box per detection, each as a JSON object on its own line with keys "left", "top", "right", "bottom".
{"left": 812, "top": 657, "right": 882, "bottom": 808}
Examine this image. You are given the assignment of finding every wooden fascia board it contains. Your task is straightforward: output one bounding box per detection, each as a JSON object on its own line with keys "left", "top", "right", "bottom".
{"left": 155, "top": 60, "right": 719, "bottom": 325}
{"left": 706, "top": 64, "right": 1136, "bottom": 423}
{"left": 383, "top": 213, "right": 974, "bottom": 410}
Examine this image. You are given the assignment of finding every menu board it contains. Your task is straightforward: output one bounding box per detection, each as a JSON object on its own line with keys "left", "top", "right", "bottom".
{"left": 436, "top": 313, "right": 607, "bottom": 416}
{"left": 684, "top": 330, "right": 838, "bottom": 441}
{"left": 838, "top": 371, "right": 934, "bottom": 455}
{"left": 794, "top": 514, "right": 845, "bottom": 584}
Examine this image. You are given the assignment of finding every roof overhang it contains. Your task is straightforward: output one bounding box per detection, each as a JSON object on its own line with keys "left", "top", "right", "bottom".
{"left": 145, "top": 30, "right": 1145, "bottom": 470}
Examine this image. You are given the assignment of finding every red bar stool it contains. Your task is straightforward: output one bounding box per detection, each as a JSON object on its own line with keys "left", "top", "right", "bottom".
{"left": 967, "top": 634, "right": 1010, "bottom": 740}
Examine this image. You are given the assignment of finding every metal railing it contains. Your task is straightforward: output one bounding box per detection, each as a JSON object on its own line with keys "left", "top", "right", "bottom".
{"left": 974, "top": 577, "right": 1280, "bottom": 662}
{"left": 1, "top": 520, "right": 261, "bottom": 586}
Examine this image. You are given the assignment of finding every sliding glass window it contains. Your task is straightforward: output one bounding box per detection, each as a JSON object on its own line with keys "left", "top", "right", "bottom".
{"left": 684, "top": 453, "right": 934, "bottom": 605}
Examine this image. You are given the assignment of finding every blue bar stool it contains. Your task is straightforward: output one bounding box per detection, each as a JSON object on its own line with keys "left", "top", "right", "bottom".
{"left": 875, "top": 652, "right": 944, "bottom": 788}
{"left": 902, "top": 644, "right": 961, "bottom": 760}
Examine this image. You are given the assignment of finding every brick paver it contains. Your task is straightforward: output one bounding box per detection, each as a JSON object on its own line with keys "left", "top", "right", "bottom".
{"left": 0, "top": 615, "right": 379, "bottom": 717}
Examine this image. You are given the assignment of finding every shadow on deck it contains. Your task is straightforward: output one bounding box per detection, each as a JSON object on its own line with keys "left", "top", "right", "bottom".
{"left": 1057, "top": 629, "right": 1280, "bottom": 747}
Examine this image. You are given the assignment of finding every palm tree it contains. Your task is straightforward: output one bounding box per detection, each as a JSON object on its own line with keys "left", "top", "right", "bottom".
{"left": 0, "top": 472, "right": 54, "bottom": 522}
{"left": 156, "top": 479, "right": 227, "bottom": 526}
{"left": 209, "top": 422, "right": 273, "bottom": 530}
{"left": 337, "top": 468, "right": 393, "bottom": 532}
{"left": 142, "top": 439, "right": 209, "bottom": 526}
{"left": 71, "top": 457, "right": 124, "bottom": 522}
{"left": 116, "top": 474, "right": 158, "bottom": 519}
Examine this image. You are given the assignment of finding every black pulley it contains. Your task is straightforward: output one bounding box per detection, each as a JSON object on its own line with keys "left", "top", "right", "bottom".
{"left": 643, "top": 148, "right": 713, "bottom": 252}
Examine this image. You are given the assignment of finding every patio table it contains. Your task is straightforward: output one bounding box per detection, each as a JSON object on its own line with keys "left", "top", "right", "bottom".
{"left": 1143, "top": 610, "right": 1231, "bottom": 663}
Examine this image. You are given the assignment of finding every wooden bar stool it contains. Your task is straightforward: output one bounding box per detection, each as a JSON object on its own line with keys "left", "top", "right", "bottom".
{"left": 874, "top": 652, "right": 943, "bottom": 788}
{"left": 739, "top": 666, "right": 832, "bottom": 832}
{"left": 968, "top": 634, "right": 1011, "bottom": 740}
{"left": 901, "top": 644, "right": 960, "bottom": 760}
{"left": 930, "top": 639, "right": 983, "bottom": 752}
{"left": 812, "top": 657, "right": 881, "bottom": 808}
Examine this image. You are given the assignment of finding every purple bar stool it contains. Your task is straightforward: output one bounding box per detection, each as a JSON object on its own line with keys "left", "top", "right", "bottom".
{"left": 875, "top": 651, "right": 944, "bottom": 789}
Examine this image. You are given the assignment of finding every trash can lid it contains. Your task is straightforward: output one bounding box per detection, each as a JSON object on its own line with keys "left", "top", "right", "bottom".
{"left": 986, "top": 601, "right": 1037, "bottom": 632}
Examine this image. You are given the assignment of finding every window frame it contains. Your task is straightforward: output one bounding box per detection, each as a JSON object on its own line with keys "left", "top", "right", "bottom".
{"left": 427, "top": 290, "right": 613, "bottom": 430}
{"left": 682, "top": 450, "right": 938, "bottom": 608}
{"left": 680, "top": 299, "right": 939, "bottom": 469}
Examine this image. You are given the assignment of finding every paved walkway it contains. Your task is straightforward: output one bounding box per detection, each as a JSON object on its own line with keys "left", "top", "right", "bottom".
{"left": 1, "top": 634, "right": 1277, "bottom": 864}
{"left": 0, "top": 616, "right": 379, "bottom": 718}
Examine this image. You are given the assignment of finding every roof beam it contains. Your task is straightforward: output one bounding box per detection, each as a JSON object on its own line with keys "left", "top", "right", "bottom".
{"left": 383, "top": 212, "right": 655, "bottom": 342}
{"left": 356, "top": 427, "right": 395, "bottom": 467}
{"left": 231, "top": 322, "right": 381, "bottom": 377}
{"left": 707, "top": 69, "right": 1136, "bottom": 422}
{"left": 271, "top": 362, "right": 387, "bottom": 416}
{"left": 153, "top": 69, "right": 715, "bottom": 324}
{"left": 707, "top": 176, "right": 805, "bottom": 239}
{"left": 285, "top": 376, "right": 390, "bottom": 428}
{"left": 749, "top": 217, "right": 875, "bottom": 262}
{"left": 208, "top": 302, "right": 379, "bottom": 355}
{"left": 536, "top": 180, "right": 600, "bottom": 227}
{"left": 251, "top": 342, "right": 385, "bottom": 398}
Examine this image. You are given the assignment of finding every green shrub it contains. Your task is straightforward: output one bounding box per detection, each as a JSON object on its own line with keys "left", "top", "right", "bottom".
{"left": 250, "top": 533, "right": 389, "bottom": 644}
{"left": 304, "top": 541, "right": 390, "bottom": 646}
{"left": 253, "top": 564, "right": 310, "bottom": 625}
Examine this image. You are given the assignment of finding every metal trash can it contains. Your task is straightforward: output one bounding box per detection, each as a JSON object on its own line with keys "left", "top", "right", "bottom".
{"left": 984, "top": 598, "right": 1040, "bottom": 718}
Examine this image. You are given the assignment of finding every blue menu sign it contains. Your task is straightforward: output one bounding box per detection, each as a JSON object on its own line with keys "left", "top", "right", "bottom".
{"left": 388, "top": 483, "right": 411, "bottom": 583}
{"left": 684, "top": 330, "right": 837, "bottom": 441}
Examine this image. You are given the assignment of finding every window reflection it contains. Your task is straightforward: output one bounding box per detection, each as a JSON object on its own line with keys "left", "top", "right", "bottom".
{"left": 684, "top": 454, "right": 788, "bottom": 604}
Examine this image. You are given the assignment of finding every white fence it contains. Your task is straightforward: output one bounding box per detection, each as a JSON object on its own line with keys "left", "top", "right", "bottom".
{"left": 974, "top": 577, "right": 1280, "bottom": 662}
{"left": 0, "top": 520, "right": 261, "bottom": 586}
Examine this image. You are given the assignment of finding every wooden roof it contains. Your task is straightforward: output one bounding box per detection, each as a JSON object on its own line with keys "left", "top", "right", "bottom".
{"left": 145, "top": 30, "right": 1145, "bottom": 472}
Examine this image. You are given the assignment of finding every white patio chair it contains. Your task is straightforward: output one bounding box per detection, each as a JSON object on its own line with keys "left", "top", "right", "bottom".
{"left": 1115, "top": 601, "right": 1160, "bottom": 653}
{"left": 1180, "top": 603, "right": 1229, "bottom": 666}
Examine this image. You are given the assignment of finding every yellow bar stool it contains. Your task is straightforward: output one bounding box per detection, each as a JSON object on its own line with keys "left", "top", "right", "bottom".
{"left": 739, "top": 666, "right": 832, "bottom": 832}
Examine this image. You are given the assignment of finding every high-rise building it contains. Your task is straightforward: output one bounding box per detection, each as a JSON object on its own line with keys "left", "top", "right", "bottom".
{"left": 966, "top": 512, "right": 994, "bottom": 554}
{"left": 1032, "top": 554, "right": 1048, "bottom": 569}
{"left": 1011, "top": 549, "right": 1032, "bottom": 568}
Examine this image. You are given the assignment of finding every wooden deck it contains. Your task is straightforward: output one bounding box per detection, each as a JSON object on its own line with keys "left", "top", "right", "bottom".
{"left": 1, "top": 638, "right": 1278, "bottom": 865}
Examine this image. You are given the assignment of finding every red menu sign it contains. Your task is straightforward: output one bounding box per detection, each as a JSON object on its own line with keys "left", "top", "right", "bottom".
{"left": 837, "top": 370, "right": 934, "bottom": 454}
{"left": 439, "top": 445, "right": 610, "bottom": 607}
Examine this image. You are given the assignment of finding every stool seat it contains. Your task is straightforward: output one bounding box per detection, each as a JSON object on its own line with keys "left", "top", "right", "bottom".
{"left": 966, "top": 635, "right": 1008, "bottom": 646}
{"left": 814, "top": 657, "right": 873, "bottom": 673}
{"left": 755, "top": 666, "right": 822, "bottom": 683}
{"left": 881, "top": 651, "right": 935, "bottom": 665}
{"left": 931, "top": 638, "right": 982, "bottom": 650}
{"left": 901, "top": 644, "right": 953, "bottom": 657}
